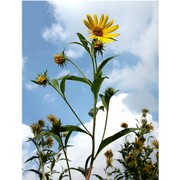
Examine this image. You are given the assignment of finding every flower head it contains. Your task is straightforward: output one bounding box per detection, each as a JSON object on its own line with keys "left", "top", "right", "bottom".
{"left": 152, "top": 139, "right": 159, "bottom": 149}
{"left": 104, "top": 149, "right": 114, "bottom": 159}
{"left": 144, "top": 123, "right": 154, "bottom": 131}
{"left": 54, "top": 50, "right": 68, "bottom": 67}
{"left": 134, "top": 137, "right": 144, "bottom": 150}
{"left": 83, "top": 14, "right": 120, "bottom": 43}
{"left": 38, "top": 119, "right": 45, "bottom": 127}
{"left": 32, "top": 70, "right": 49, "bottom": 87}
{"left": 46, "top": 136, "right": 54, "bottom": 147}
{"left": 120, "top": 122, "right": 128, "bottom": 128}
{"left": 47, "top": 114, "right": 60, "bottom": 126}
{"left": 30, "top": 123, "right": 42, "bottom": 136}
{"left": 92, "top": 39, "right": 105, "bottom": 55}
{"left": 104, "top": 149, "right": 114, "bottom": 168}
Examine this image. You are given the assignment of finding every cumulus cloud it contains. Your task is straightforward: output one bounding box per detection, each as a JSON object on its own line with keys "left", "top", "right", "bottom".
{"left": 22, "top": 94, "right": 158, "bottom": 179}
{"left": 25, "top": 82, "right": 38, "bottom": 91}
{"left": 42, "top": 1, "right": 158, "bottom": 114}
{"left": 43, "top": 93, "right": 56, "bottom": 102}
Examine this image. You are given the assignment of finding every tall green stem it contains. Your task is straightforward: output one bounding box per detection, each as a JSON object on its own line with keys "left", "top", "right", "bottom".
{"left": 68, "top": 59, "right": 87, "bottom": 79}
{"left": 49, "top": 82, "right": 91, "bottom": 136}
{"left": 57, "top": 133, "right": 72, "bottom": 180}
{"left": 101, "top": 107, "right": 109, "bottom": 142}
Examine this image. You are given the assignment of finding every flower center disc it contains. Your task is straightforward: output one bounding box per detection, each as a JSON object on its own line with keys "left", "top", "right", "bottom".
{"left": 93, "top": 27, "right": 103, "bottom": 36}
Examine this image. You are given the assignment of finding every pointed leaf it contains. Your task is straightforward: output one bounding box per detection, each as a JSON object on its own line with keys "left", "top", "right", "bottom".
{"left": 95, "top": 128, "right": 138, "bottom": 158}
{"left": 91, "top": 77, "right": 108, "bottom": 99}
{"left": 85, "top": 155, "right": 92, "bottom": 172}
{"left": 93, "top": 174, "right": 104, "bottom": 179}
{"left": 66, "top": 75, "right": 92, "bottom": 86}
{"left": 51, "top": 79, "right": 59, "bottom": 90}
{"left": 24, "top": 169, "right": 42, "bottom": 178}
{"left": 60, "top": 74, "right": 69, "bottom": 96}
{"left": 77, "top": 33, "right": 90, "bottom": 54}
{"left": 24, "top": 156, "right": 39, "bottom": 164}
{"left": 60, "top": 125, "right": 89, "bottom": 135}
{"left": 97, "top": 56, "right": 117, "bottom": 75}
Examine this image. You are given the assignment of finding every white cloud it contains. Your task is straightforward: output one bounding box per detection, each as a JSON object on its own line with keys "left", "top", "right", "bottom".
{"left": 42, "top": 1, "right": 158, "bottom": 114}
{"left": 25, "top": 82, "right": 38, "bottom": 90}
{"left": 22, "top": 94, "right": 158, "bottom": 179}
{"left": 43, "top": 93, "right": 56, "bottom": 102}
{"left": 54, "top": 69, "right": 70, "bottom": 79}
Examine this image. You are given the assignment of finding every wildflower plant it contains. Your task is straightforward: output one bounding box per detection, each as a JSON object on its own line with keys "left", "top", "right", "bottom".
{"left": 24, "top": 14, "right": 158, "bottom": 180}
{"left": 97, "top": 109, "right": 159, "bottom": 180}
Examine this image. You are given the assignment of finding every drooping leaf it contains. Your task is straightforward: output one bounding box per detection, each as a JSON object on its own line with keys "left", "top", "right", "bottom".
{"left": 91, "top": 77, "right": 108, "bottom": 99}
{"left": 60, "top": 125, "right": 89, "bottom": 135}
{"left": 70, "top": 167, "right": 88, "bottom": 177}
{"left": 97, "top": 56, "right": 117, "bottom": 76}
{"left": 66, "top": 75, "right": 92, "bottom": 86}
{"left": 24, "top": 169, "right": 42, "bottom": 178}
{"left": 95, "top": 128, "right": 138, "bottom": 158}
{"left": 88, "top": 106, "right": 104, "bottom": 117}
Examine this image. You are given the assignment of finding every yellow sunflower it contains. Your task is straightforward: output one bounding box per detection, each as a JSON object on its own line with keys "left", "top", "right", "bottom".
{"left": 83, "top": 14, "right": 120, "bottom": 43}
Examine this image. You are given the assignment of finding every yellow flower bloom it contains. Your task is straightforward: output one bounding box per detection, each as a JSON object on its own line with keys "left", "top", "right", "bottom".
{"left": 47, "top": 114, "right": 58, "bottom": 123}
{"left": 106, "top": 158, "right": 113, "bottom": 167}
{"left": 83, "top": 14, "right": 120, "bottom": 43}
{"left": 145, "top": 123, "right": 154, "bottom": 131}
{"left": 152, "top": 139, "right": 159, "bottom": 149}
{"left": 32, "top": 70, "right": 49, "bottom": 86}
{"left": 46, "top": 136, "right": 54, "bottom": 147}
{"left": 54, "top": 50, "right": 68, "bottom": 67}
{"left": 120, "top": 122, "right": 128, "bottom": 128}
{"left": 104, "top": 149, "right": 114, "bottom": 159}
{"left": 30, "top": 123, "right": 42, "bottom": 136}
{"left": 135, "top": 137, "right": 144, "bottom": 149}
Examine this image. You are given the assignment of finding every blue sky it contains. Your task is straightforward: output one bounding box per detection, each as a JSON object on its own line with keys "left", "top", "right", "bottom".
{"left": 22, "top": 1, "right": 158, "bottom": 127}
{"left": 22, "top": 1, "right": 159, "bottom": 179}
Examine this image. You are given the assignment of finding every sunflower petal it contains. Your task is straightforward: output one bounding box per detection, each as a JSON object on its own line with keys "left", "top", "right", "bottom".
{"left": 87, "top": 14, "right": 95, "bottom": 27}
{"left": 100, "top": 15, "right": 109, "bottom": 29}
{"left": 103, "top": 33, "right": 120, "bottom": 38}
{"left": 94, "top": 14, "right": 98, "bottom": 27}
{"left": 104, "top": 20, "right": 114, "bottom": 30}
{"left": 98, "top": 14, "right": 104, "bottom": 27}
{"left": 83, "top": 19, "right": 93, "bottom": 30}
{"left": 103, "top": 25, "right": 119, "bottom": 34}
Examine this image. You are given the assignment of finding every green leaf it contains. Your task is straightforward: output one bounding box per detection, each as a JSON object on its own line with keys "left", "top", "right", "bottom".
{"left": 88, "top": 106, "right": 104, "bottom": 117}
{"left": 95, "top": 128, "right": 138, "bottom": 158}
{"left": 77, "top": 33, "right": 90, "bottom": 54}
{"left": 85, "top": 155, "right": 92, "bottom": 172}
{"left": 24, "top": 169, "right": 42, "bottom": 178}
{"left": 24, "top": 156, "right": 39, "bottom": 163}
{"left": 66, "top": 75, "right": 92, "bottom": 86}
{"left": 91, "top": 77, "right": 108, "bottom": 99}
{"left": 97, "top": 56, "right": 117, "bottom": 75}
{"left": 60, "top": 125, "right": 89, "bottom": 135}
{"left": 60, "top": 75, "right": 69, "bottom": 96}
{"left": 51, "top": 79, "right": 59, "bottom": 90}
{"left": 70, "top": 167, "right": 88, "bottom": 177}
{"left": 33, "top": 131, "right": 47, "bottom": 140}
{"left": 93, "top": 174, "right": 104, "bottom": 180}
{"left": 100, "top": 94, "right": 108, "bottom": 110}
